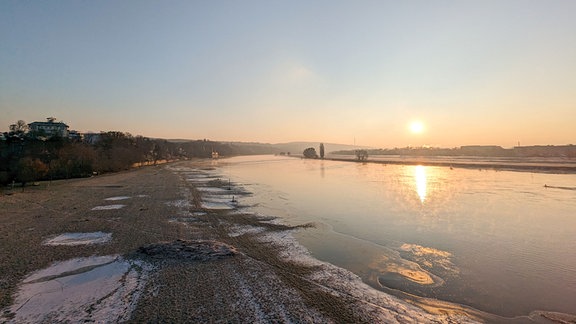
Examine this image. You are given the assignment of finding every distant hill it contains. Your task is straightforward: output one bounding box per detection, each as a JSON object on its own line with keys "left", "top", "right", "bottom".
{"left": 171, "top": 140, "right": 371, "bottom": 156}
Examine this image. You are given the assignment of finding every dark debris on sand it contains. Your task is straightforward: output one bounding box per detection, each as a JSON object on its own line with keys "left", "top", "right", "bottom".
{"left": 137, "top": 239, "right": 237, "bottom": 261}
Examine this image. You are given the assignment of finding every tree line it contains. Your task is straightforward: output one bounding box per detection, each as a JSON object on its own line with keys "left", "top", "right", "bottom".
{"left": 1, "top": 127, "right": 277, "bottom": 186}
{"left": 303, "top": 143, "right": 369, "bottom": 161}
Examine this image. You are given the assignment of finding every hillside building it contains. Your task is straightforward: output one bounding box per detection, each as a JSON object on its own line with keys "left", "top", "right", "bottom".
{"left": 28, "top": 117, "right": 69, "bottom": 138}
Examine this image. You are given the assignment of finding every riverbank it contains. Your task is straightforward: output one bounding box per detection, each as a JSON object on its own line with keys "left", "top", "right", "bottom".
{"left": 327, "top": 154, "right": 576, "bottom": 174}
{"left": 0, "top": 160, "right": 512, "bottom": 322}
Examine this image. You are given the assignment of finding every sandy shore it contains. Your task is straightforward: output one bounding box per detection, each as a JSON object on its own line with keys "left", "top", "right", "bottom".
{"left": 0, "top": 160, "right": 502, "bottom": 323}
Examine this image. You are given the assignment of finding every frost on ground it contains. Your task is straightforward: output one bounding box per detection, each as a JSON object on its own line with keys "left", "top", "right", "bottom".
{"left": 43, "top": 232, "right": 112, "bottom": 246}
{"left": 91, "top": 204, "right": 126, "bottom": 210}
{"left": 104, "top": 196, "right": 131, "bottom": 201}
{"left": 228, "top": 224, "right": 266, "bottom": 237}
{"left": 200, "top": 190, "right": 238, "bottom": 210}
{"left": 165, "top": 199, "right": 192, "bottom": 209}
{"left": 201, "top": 201, "right": 236, "bottom": 210}
{"left": 196, "top": 187, "right": 229, "bottom": 193}
{"left": 1, "top": 255, "right": 152, "bottom": 324}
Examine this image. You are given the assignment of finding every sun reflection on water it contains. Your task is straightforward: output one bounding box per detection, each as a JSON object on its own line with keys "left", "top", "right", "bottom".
{"left": 415, "top": 165, "right": 427, "bottom": 203}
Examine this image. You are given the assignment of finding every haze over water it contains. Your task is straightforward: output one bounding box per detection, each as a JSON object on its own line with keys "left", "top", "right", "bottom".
{"left": 219, "top": 155, "right": 576, "bottom": 318}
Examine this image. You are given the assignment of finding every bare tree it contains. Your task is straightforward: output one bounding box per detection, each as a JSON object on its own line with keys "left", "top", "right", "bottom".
{"left": 9, "top": 120, "right": 28, "bottom": 135}
{"left": 355, "top": 149, "right": 368, "bottom": 161}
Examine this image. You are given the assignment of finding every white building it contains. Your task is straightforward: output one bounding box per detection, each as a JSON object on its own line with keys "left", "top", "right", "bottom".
{"left": 28, "top": 117, "right": 69, "bottom": 138}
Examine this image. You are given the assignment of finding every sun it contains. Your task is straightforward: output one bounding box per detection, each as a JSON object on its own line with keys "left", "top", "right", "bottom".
{"left": 409, "top": 121, "right": 425, "bottom": 134}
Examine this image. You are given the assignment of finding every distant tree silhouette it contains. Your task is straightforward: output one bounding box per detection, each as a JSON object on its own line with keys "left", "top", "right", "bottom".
{"left": 9, "top": 120, "right": 28, "bottom": 136}
{"left": 319, "top": 143, "right": 325, "bottom": 159}
{"left": 303, "top": 147, "right": 318, "bottom": 159}
{"left": 355, "top": 149, "right": 368, "bottom": 161}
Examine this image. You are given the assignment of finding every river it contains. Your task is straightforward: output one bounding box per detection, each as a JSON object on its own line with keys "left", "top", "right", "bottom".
{"left": 216, "top": 155, "right": 576, "bottom": 318}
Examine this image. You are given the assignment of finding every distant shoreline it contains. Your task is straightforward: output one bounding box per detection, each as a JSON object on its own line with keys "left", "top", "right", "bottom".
{"left": 326, "top": 155, "right": 576, "bottom": 174}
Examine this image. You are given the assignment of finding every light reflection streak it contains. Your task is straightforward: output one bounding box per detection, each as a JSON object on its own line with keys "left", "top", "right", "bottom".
{"left": 415, "top": 165, "right": 427, "bottom": 203}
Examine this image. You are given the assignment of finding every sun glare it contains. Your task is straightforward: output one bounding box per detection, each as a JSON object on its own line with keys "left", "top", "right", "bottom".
{"left": 414, "top": 165, "right": 427, "bottom": 203}
{"left": 409, "top": 121, "right": 425, "bottom": 134}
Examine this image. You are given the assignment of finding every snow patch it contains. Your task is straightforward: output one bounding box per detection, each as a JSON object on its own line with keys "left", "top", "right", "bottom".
{"left": 43, "top": 232, "right": 112, "bottom": 246}
{"left": 91, "top": 204, "right": 126, "bottom": 210}
{"left": 105, "top": 196, "right": 131, "bottom": 201}
{"left": 201, "top": 201, "right": 235, "bottom": 210}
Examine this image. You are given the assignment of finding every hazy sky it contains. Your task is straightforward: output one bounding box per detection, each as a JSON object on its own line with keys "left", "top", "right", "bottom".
{"left": 1, "top": 1, "right": 575, "bottom": 148}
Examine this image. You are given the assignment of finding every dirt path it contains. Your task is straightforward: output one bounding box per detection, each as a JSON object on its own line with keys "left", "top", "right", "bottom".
{"left": 0, "top": 161, "right": 482, "bottom": 323}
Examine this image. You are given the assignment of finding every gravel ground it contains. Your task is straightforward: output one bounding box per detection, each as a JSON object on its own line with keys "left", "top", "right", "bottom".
{"left": 0, "top": 161, "right": 489, "bottom": 323}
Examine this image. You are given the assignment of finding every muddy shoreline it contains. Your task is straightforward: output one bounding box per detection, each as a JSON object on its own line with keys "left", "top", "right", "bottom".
{"left": 1, "top": 160, "right": 553, "bottom": 323}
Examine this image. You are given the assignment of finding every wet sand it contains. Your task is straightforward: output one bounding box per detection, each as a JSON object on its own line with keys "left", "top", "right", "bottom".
{"left": 0, "top": 160, "right": 500, "bottom": 322}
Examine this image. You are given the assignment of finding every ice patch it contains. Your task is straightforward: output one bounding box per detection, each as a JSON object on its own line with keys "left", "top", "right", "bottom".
{"left": 254, "top": 231, "right": 479, "bottom": 323}
{"left": 43, "top": 232, "right": 112, "bottom": 246}
{"left": 399, "top": 243, "right": 459, "bottom": 275}
{"left": 201, "top": 201, "right": 235, "bottom": 210}
{"left": 1, "top": 255, "right": 152, "bottom": 323}
{"left": 105, "top": 196, "right": 131, "bottom": 201}
{"left": 91, "top": 204, "right": 126, "bottom": 210}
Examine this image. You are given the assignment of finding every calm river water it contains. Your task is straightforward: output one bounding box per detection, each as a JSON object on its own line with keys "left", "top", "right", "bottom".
{"left": 217, "top": 155, "right": 576, "bottom": 318}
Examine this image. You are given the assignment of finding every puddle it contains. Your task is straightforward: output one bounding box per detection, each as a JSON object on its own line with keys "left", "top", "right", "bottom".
{"left": 105, "top": 196, "right": 131, "bottom": 201}
{"left": 1, "top": 255, "right": 152, "bottom": 323}
{"left": 91, "top": 204, "right": 126, "bottom": 210}
{"left": 43, "top": 232, "right": 112, "bottom": 246}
